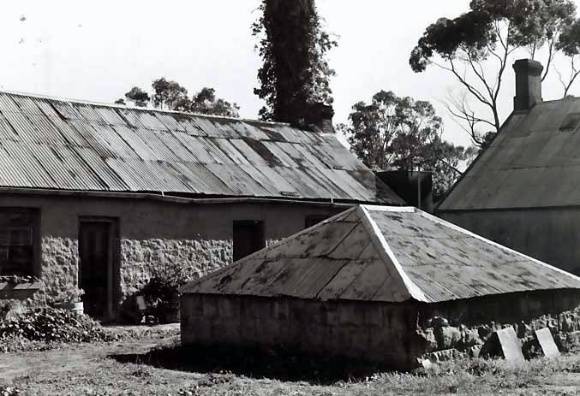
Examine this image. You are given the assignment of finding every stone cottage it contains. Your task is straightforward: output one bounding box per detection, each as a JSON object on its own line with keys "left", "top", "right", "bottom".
{"left": 438, "top": 59, "right": 580, "bottom": 276}
{"left": 181, "top": 205, "right": 580, "bottom": 369}
{"left": 0, "top": 91, "right": 402, "bottom": 320}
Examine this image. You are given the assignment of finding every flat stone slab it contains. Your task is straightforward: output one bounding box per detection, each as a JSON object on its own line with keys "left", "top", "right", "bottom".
{"left": 496, "top": 326, "right": 525, "bottom": 364}
{"left": 535, "top": 328, "right": 560, "bottom": 358}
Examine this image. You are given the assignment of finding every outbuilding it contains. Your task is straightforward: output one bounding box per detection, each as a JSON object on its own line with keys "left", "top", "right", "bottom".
{"left": 0, "top": 91, "right": 401, "bottom": 320}
{"left": 181, "top": 205, "right": 580, "bottom": 369}
{"left": 438, "top": 58, "right": 580, "bottom": 276}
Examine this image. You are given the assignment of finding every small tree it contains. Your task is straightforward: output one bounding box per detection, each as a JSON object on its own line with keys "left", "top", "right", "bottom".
{"left": 118, "top": 80, "right": 239, "bottom": 117}
{"left": 124, "top": 87, "right": 150, "bottom": 108}
{"left": 152, "top": 78, "right": 188, "bottom": 110}
{"left": 340, "top": 91, "right": 474, "bottom": 199}
{"left": 253, "top": 0, "right": 336, "bottom": 122}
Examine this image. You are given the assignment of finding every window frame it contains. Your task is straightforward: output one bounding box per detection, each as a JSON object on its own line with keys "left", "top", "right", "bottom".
{"left": 0, "top": 207, "right": 40, "bottom": 277}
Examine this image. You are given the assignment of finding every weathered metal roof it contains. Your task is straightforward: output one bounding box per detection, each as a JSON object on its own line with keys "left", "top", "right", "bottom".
{"left": 439, "top": 98, "right": 580, "bottom": 210}
{"left": 182, "top": 205, "right": 580, "bottom": 303}
{"left": 0, "top": 91, "right": 402, "bottom": 203}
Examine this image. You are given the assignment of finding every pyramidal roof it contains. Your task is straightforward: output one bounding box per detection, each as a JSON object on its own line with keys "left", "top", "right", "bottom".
{"left": 182, "top": 205, "right": 580, "bottom": 303}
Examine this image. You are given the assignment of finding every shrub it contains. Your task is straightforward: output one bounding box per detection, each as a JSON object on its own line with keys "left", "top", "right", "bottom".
{"left": 139, "top": 263, "right": 190, "bottom": 324}
{"left": 0, "top": 307, "right": 113, "bottom": 344}
{"left": 0, "top": 386, "right": 21, "bottom": 396}
{"left": 0, "top": 276, "right": 39, "bottom": 285}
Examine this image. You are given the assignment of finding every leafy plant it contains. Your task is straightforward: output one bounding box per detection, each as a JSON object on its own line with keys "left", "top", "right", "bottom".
{"left": 0, "top": 275, "right": 39, "bottom": 285}
{"left": 46, "top": 286, "right": 85, "bottom": 305}
{"left": 139, "top": 264, "right": 189, "bottom": 324}
{"left": 0, "top": 306, "right": 112, "bottom": 343}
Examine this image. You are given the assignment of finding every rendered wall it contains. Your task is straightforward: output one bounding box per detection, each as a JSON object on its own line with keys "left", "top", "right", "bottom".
{"left": 440, "top": 208, "right": 580, "bottom": 275}
{"left": 180, "top": 294, "right": 427, "bottom": 369}
{"left": 0, "top": 193, "right": 344, "bottom": 307}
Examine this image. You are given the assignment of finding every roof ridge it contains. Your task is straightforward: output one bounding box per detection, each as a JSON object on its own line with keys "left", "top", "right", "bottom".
{"left": 358, "top": 206, "right": 427, "bottom": 302}
{"left": 0, "top": 89, "right": 292, "bottom": 127}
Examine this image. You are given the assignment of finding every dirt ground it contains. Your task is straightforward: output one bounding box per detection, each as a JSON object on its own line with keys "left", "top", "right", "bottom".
{"left": 2, "top": 327, "right": 580, "bottom": 396}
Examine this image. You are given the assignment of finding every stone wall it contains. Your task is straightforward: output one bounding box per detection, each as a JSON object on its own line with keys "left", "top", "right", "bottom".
{"left": 120, "top": 238, "right": 232, "bottom": 297}
{"left": 38, "top": 237, "right": 78, "bottom": 301}
{"left": 416, "top": 289, "right": 580, "bottom": 361}
{"left": 181, "top": 290, "right": 580, "bottom": 368}
{"left": 181, "top": 294, "right": 427, "bottom": 369}
{"left": 0, "top": 193, "right": 343, "bottom": 314}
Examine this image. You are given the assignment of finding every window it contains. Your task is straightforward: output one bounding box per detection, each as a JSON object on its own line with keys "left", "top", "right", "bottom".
{"left": 305, "top": 215, "right": 329, "bottom": 229}
{"left": 0, "top": 208, "right": 38, "bottom": 276}
{"left": 233, "top": 220, "right": 265, "bottom": 262}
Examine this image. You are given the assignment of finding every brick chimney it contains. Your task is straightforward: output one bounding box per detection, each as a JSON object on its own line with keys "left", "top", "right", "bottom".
{"left": 513, "top": 59, "right": 543, "bottom": 112}
{"left": 304, "top": 102, "right": 335, "bottom": 133}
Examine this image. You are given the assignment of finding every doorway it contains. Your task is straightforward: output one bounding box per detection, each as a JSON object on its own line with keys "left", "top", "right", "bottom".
{"left": 78, "top": 218, "right": 119, "bottom": 321}
{"left": 233, "top": 220, "right": 265, "bottom": 262}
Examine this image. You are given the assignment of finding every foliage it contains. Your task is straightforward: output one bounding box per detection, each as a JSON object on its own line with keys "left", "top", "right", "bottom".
{"left": 253, "top": 0, "right": 336, "bottom": 122}
{"left": 0, "top": 307, "right": 112, "bottom": 344}
{"left": 124, "top": 87, "right": 150, "bottom": 108}
{"left": 0, "top": 386, "right": 20, "bottom": 396}
{"left": 0, "top": 275, "right": 39, "bottom": 285}
{"left": 410, "top": 0, "right": 578, "bottom": 146}
{"left": 340, "top": 91, "right": 475, "bottom": 199}
{"left": 152, "top": 78, "right": 188, "bottom": 110}
{"left": 44, "top": 285, "right": 84, "bottom": 305}
{"left": 120, "top": 79, "right": 239, "bottom": 117}
{"left": 139, "top": 264, "right": 190, "bottom": 324}
{"left": 556, "top": 18, "right": 580, "bottom": 95}
{"left": 173, "top": 87, "right": 240, "bottom": 117}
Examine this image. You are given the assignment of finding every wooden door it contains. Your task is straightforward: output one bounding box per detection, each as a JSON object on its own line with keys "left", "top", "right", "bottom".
{"left": 78, "top": 219, "right": 118, "bottom": 320}
{"left": 233, "top": 220, "right": 265, "bottom": 262}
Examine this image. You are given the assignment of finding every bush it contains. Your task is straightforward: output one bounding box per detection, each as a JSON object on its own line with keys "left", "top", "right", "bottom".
{"left": 138, "top": 264, "right": 190, "bottom": 324}
{"left": 0, "top": 307, "right": 113, "bottom": 344}
{"left": 139, "top": 278, "right": 180, "bottom": 324}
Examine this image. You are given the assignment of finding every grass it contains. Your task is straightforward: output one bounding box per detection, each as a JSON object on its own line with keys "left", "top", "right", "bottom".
{"left": 1, "top": 330, "right": 580, "bottom": 395}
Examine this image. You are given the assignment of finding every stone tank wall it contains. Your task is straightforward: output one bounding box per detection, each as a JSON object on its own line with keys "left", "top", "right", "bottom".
{"left": 181, "top": 294, "right": 427, "bottom": 370}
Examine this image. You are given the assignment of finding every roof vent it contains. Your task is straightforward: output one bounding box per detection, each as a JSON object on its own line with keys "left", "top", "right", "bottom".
{"left": 280, "top": 191, "right": 299, "bottom": 197}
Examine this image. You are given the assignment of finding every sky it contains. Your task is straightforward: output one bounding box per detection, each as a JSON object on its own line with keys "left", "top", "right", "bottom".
{"left": 1, "top": 0, "right": 580, "bottom": 148}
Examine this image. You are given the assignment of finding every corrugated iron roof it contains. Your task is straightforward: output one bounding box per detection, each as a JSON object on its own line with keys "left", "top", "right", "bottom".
{"left": 439, "top": 97, "right": 580, "bottom": 210}
{"left": 182, "top": 205, "right": 580, "bottom": 303}
{"left": 0, "top": 91, "right": 402, "bottom": 204}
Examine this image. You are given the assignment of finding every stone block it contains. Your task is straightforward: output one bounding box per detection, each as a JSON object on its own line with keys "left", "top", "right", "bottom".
{"left": 535, "top": 328, "right": 560, "bottom": 358}
{"left": 481, "top": 326, "right": 525, "bottom": 364}
{"left": 434, "top": 326, "right": 461, "bottom": 350}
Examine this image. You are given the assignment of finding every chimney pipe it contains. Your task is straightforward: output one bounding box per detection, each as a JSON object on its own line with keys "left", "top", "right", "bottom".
{"left": 513, "top": 59, "right": 543, "bottom": 112}
{"left": 305, "top": 103, "right": 335, "bottom": 133}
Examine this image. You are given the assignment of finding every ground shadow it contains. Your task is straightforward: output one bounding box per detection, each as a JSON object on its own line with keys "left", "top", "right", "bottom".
{"left": 110, "top": 343, "right": 393, "bottom": 384}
